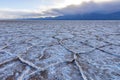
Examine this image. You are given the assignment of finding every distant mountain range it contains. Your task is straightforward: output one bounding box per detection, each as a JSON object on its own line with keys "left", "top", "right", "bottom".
{"left": 28, "top": 11, "right": 120, "bottom": 20}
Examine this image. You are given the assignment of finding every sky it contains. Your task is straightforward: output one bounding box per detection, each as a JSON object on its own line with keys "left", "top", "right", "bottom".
{"left": 0, "top": 0, "right": 119, "bottom": 19}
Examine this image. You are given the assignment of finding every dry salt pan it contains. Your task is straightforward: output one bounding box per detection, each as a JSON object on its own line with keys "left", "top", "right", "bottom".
{"left": 0, "top": 20, "right": 120, "bottom": 80}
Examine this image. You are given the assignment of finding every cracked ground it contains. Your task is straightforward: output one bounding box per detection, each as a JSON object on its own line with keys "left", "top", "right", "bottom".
{"left": 0, "top": 20, "right": 120, "bottom": 80}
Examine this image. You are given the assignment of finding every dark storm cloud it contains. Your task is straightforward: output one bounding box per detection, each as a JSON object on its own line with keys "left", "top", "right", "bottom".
{"left": 44, "top": 0, "right": 120, "bottom": 16}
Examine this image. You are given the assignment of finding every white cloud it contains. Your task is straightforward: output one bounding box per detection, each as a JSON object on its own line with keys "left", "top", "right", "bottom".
{"left": 0, "top": 9, "right": 40, "bottom": 19}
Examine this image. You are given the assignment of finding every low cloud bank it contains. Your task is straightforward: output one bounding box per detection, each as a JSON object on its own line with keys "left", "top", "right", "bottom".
{"left": 46, "top": 0, "right": 120, "bottom": 16}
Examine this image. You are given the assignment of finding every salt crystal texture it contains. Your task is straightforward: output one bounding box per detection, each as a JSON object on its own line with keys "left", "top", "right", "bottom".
{"left": 0, "top": 20, "right": 120, "bottom": 80}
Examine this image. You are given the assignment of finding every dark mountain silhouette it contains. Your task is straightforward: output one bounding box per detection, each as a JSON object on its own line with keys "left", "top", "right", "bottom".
{"left": 27, "top": 11, "right": 120, "bottom": 20}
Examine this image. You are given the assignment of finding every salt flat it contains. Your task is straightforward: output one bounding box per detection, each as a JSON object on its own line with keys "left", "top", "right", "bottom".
{"left": 0, "top": 20, "right": 120, "bottom": 80}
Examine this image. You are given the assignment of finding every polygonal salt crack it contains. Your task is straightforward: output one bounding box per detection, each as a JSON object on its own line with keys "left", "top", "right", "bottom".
{"left": 3, "top": 43, "right": 32, "bottom": 55}
{"left": 27, "top": 37, "right": 58, "bottom": 46}
{"left": 74, "top": 50, "right": 120, "bottom": 80}
{"left": 99, "top": 45, "right": 120, "bottom": 57}
{"left": 24, "top": 62, "right": 84, "bottom": 80}
{"left": 61, "top": 39, "right": 95, "bottom": 54}
{"left": 0, "top": 51, "right": 18, "bottom": 66}
{"left": 54, "top": 32, "right": 74, "bottom": 40}
{"left": 102, "top": 34, "right": 120, "bottom": 46}
{"left": 19, "top": 45, "right": 74, "bottom": 70}
{"left": 82, "top": 39, "right": 109, "bottom": 48}
{"left": 17, "top": 66, "right": 31, "bottom": 80}
{"left": 0, "top": 54, "right": 35, "bottom": 80}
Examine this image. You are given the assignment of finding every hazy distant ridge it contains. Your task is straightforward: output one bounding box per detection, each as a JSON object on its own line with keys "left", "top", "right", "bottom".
{"left": 29, "top": 11, "right": 120, "bottom": 20}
